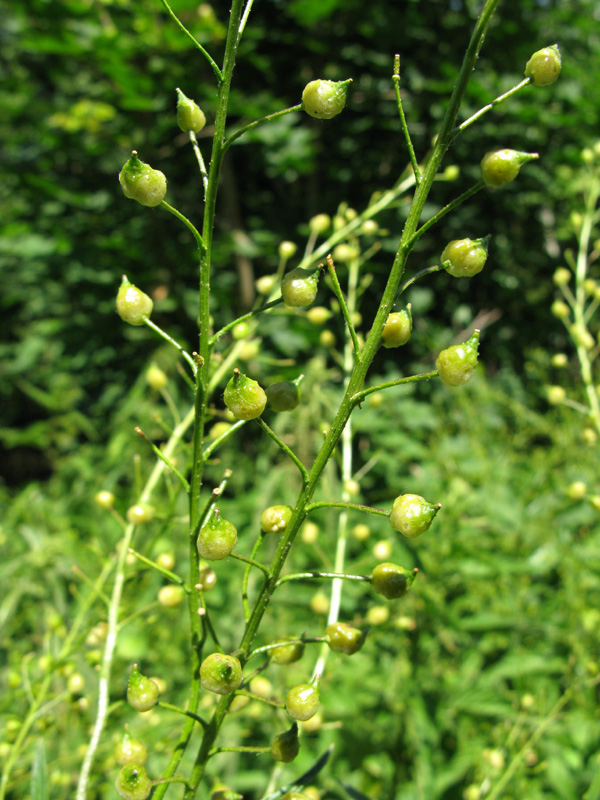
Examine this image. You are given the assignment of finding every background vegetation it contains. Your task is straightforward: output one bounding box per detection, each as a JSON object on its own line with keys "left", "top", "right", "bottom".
{"left": 2, "top": 0, "right": 600, "bottom": 798}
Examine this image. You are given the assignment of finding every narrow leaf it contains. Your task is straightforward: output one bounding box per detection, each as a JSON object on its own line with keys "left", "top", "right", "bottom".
{"left": 31, "top": 740, "right": 48, "bottom": 800}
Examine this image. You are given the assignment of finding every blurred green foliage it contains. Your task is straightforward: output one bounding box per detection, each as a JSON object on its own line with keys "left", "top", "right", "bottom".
{"left": 2, "top": 1, "right": 600, "bottom": 799}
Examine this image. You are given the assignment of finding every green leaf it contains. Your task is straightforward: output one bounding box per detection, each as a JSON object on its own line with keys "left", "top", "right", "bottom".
{"left": 31, "top": 740, "right": 48, "bottom": 800}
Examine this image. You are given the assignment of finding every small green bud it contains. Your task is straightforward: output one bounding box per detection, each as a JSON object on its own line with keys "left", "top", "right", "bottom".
{"left": 146, "top": 364, "right": 168, "bottom": 390}
{"left": 115, "top": 764, "right": 152, "bottom": 800}
{"left": 332, "top": 242, "right": 359, "bottom": 263}
{"left": 266, "top": 376, "right": 303, "bottom": 411}
{"left": 366, "top": 605, "right": 390, "bottom": 626}
{"left": 389, "top": 493, "right": 441, "bottom": 538}
{"left": 279, "top": 240, "right": 298, "bottom": 260}
{"left": 325, "top": 622, "right": 365, "bottom": 655}
{"left": 116, "top": 275, "right": 153, "bottom": 326}
{"left": 352, "top": 523, "right": 370, "bottom": 541}
{"left": 524, "top": 45, "right": 561, "bottom": 87}
{"left": 546, "top": 385, "right": 566, "bottom": 405}
{"left": 256, "top": 274, "right": 277, "bottom": 295}
{"left": 270, "top": 723, "right": 300, "bottom": 762}
{"left": 360, "top": 219, "right": 379, "bottom": 235}
{"left": 200, "top": 653, "right": 242, "bottom": 695}
{"left": 302, "top": 79, "right": 351, "bottom": 120}
{"left": 553, "top": 267, "right": 571, "bottom": 286}
{"left": 176, "top": 87, "right": 206, "bottom": 133}
{"left": 551, "top": 299, "right": 570, "bottom": 319}
{"left": 127, "top": 665, "right": 159, "bottom": 712}
{"left": 115, "top": 731, "right": 148, "bottom": 766}
{"left": 126, "top": 504, "right": 154, "bottom": 525}
{"left": 301, "top": 521, "right": 319, "bottom": 543}
{"left": 224, "top": 369, "right": 267, "bottom": 420}
{"left": 281, "top": 267, "right": 320, "bottom": 307}
{"left": 567, "top": 481, "right": 587, "bottom": 501}
{"left": 480, "top": 149, "right": 538, "bottom": 188}
{"left": 158, "top": 585, "right": 185, "bottom": 607}
{"left": 95, "top": 490, "right": 115, "bottom": 509}
{"left": 381, "top": 306, "right": 412, "bottom": 348}
{"left": 232, "top": 322, "right": 250, "bottom": 340}
{"left": 306, "top": 306, "right": 332, "bottom": 325}
{"left": 119, "top": 151, "right": 167, "bottom": 207}
{"left": 441, "top": 236, "right": 490, "bottom": 278}
{"left": 271, "top": 637, "right": 305, "bottom": 665}
{"left": 197, "top": 508, "right": 238, "bottom": 560}
{"left": 435, "top": 329, "right": 480, "bottom": 387}
{"left": 551, "top": 353, "right": 568, "bottom": 367}
{"left": 260, "top": 504, "right": 293, "bottom": 534}
{"left": 308, "top": 213, "right": 331, "bottom": 234}
{"left": 285, "top": 683, "right": 320, "bottom": 721}
{"left": 371, "top": 563, "right": 417, "bottom": 599}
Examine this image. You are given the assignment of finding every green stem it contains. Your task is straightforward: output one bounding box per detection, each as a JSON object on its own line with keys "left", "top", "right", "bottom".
{"left": 161, "top": 201, "right": 205, "bottom": 251}
{"left": 398, "top": 264, "right": 444, "bottom": 296}
{"left": 158, "top": 702, "right": 208, "bottom": 728}
{"left": 158, "top": 0, "right": 221, "bottom": 79}
{"left": 255, "top": 418, "right": 309, "bottom": 485}
{"left": 352, "top": 370, "right": 439, "bottom": 404}
{"left": 276, "top": 571, "right": 371, "bottom": 587}
{"left": 209, "top": 746, "right": 270, "bottom": 757}
{"left": 393, "top": 54, "right": 421, "bottom": 185}
{"left": 189, "top": 131, "right": 209, "bottom": 197}
{"left": 127, "top": 548, "right": 186, "bottom": 586}
{"left": 230, "top": 551, "right": 270, "bottom": 577}
{"left": 242, "top": 534, "right": 267, "bottom": 622}
{"left": 326, "top": 255, "right": 360, "bottom": 358}
{"left": 209, "top": 298, "right": 283, "bottom": 345}
{"left": 134, "top": 427, "right": 190, "bottom": 491}
{"left": 450, "top": 77, "right": 531, "bottom": 141}
{"left": 143, "top": 318, "right": 197, "bottom": 375}
{"left": 203, "top": 420, "right": 246, "bottom": 458}
{"left": 409, "top": 181, "right": 485, "bottom": 248}
{"left": 223, "top": 104, "right": 303, "bottom": 152}
{"left": 235, "top": 689, "right": 285, "bottom": 709}
{"left": 306, "top": 501, "right": 389, "bottom": 517}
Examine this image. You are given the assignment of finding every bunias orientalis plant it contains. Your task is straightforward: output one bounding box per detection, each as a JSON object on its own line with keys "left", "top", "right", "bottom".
{"left": 545, "top": 142, "right": 600, "bottom": 506}
{"left": 58, "top": 4, "right": 562, "bottom": 800}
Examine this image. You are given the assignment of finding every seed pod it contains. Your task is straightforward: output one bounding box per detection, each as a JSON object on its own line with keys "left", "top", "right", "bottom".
{"left": 115, "top": 764, "right": 152, "bottom": 800}
{"left": 525, "top": 45, "right": 561, "bottom": 87}
{"left": 382, "top": 306, "right": 412, "bottom": 348}
{"left": 127, "top": 665, "right": 159, "bottom": 712}
{"left": 270, "top": 723, "right": 300, "bottom": 762}
{"left": 325, "top": 622, "right": 365, "bottom": 655}
{"left": 266, "top": 376, "right": 303, "bottom": 411}
{"left": 260, "top": 505, "right": 293, "bottom": 534}
{"left": 308, "top": 214, "right": 331, "bottom": 234}
{"left": 126, "top": 503, "right": 154, "bottom": 525}
{"left": 281, "top": 267, "right": 320, "bottom": 308}
{"left": 158, "top": 585, "right": 185, "bottom": 607}
{"left": 176, "top": 87, "right": 206, "bottom": 133}
{"left": 224, "top": 369, "right": 267, "bottom": 420}
{"left": 197, "top": 508, "right": 237, "bottom": 560}
{"left": 441, "top": 236, "right": 490, "bottom": 278}
{"left": 271, "top": 637, "right": 305, "bottom": 665}
{"left": 279, "top": 241, "right": 297, "bottom": 260}
{"left": 389, "top": 493, "right": 441, "bottom": 538}
{"left": 371, "top": 563, "right": 417, "bottom": 599}
{"left": 302, "top": 79, "right": 351, "bottom": 120}
{"left": 116, "top": 275, "right": 153, "bottom": 326}
{"left": 480, "top": 149, "right": 538, "bottom": 188}
{"left": 115, "top": 731, "right": 148, "bottom": 766}
{"left": 435, "top": 330, "right": 480, "bottom": 387}
{"left": 285, "top": 683, "right": 320, "bottom": 721}
{"left": 119, "top": 151, "right": 167, "bottom": 207}
{"left": 200, "top": 653, "right": 242, "bottom": 695}
{"left": 95, "top": 490, "right": 115, "bottom": 509}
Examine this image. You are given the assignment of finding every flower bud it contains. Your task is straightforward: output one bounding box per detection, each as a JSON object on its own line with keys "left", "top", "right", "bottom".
{"left": 480, "top": 149, "right": 538, "bottom": 188}
{"left": 553, "top": 268, "right": 571, "bottom": 286}
{"left": 255, "top": 274, "right": 277, "bottom": 295}
{"left": 126, "top": 504, "right": 154, "bottom": 525}
{"left": 281, "top": 267, "right": 320, "bottom": 307}
{"left": 389, "top": 493, "right": 441, "bottom": 538}
{"left": 176, "top": 87, "right": 206, "bottom": 133}
{"left": 524, "top": 45, "right": 561, "bottom": 87}
{"left": 116, "top": 275, "right": 153, "bottom": 326}
{"left": 260, "top": 505, "right": 293, "bottom": 534}
{"left": 95, "top": 490, "right": 115, "bottom": 509}
{"left": 270, "top": 723, "right": 300, "bottom": 762}
{"left": 302, "top": 79, "right": 351, "bottom": 120}
{"left": 224, "top": 369, "right": 267, "bottom": 420}
{"left": 551, "top": 353, "right": 568, "bottom": 368}
{"left": 381, "top": 306, "right": 412, "bottom": 348}
{"left": 546, "top": 385, "right": 566, "bottom": 405}
{"left": 371, "top": 563, "right": 417, "bottom": 599}
{"left": 127, "top": 665, "right": 159, "bottom": 712}
{"left": 197, "top": 508, "right": 237, "bottom": 560}
{"left": 200, "top": 653, "right": 242, "bottom": 695}
{"left": 308, "top": 214, "right": 331, "bottom": 234}
{"left": 441, "top": 236, "right": 490, "bottom": 278}
{"left": 551, "top": 300, "right": 570, "bottom": 319}
{"left": 435, "top": 330, "right": 480, "bottom": 387}
{"left": 119, "top": 151, "right": 167, "bottom": 207}
{"left": 115, "top": 764, "right": 152, "bottom": 800}
{"left": 279, "top": 241, "right": 297, "bottom": 260}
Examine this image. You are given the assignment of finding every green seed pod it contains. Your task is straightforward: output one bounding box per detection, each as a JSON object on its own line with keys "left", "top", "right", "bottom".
{"left": 126, "top": 504, "right": 154, "bottom": 525}
{"left": 271, "top": 723, "right": 300, "bottom": 762}
{"left": 480, "top": 149, "right": 539, "bottom": 188}
{"left": 435, "top": 329, "right": 480, "bottom": 387}
{"left": 146, "top": 364, "right": 168, "bottom": 390}
{"left": 302, "top": 79, "right": 351, "bottom": 120}
{"left": 381, "top": 306, "right": 412, "bottom": 348}
{"left": 115, "top": 764, "right": 152, "bottom": 800}
{"left": 325, "top": 622, "right": 365, "bottom": 655}
{"left": 551, "top": 300, "right": 570, "bottom": 319}
{"left": 95, "top": 490, "right": 115, "bottom": 509}
{"left": 279, "top": 240, "right": 298, "bottom": 260}
{"left": 546, "top": 385, "right": 566, "bottom": 405}
{"left": 266, "top": 376, "right": 303, "bottom": 411}
{"left": 115, "top": 731, "right": 148, "bottom": 766}
{"left": 119, "top": 151, "right": 167, "bottom": 207}
{"left": 553, "top": 267, "right": 571, "bottom": 286}
{"left": 116, "top": 275, "right": 153, "bottom": 326}
{"left": 271, "top": 637, "right": 305, "bottom": 665}
{"left": 281, "top": 267, "right": 320, "bottom": 308}
{"left": 127, "top": 665, "right": 159, "bottom": 712}
{"left": 389, "top": 493, "right": 441, "bottom": 538}
{"left": 224, "top": 369, "right": 267, "bottom": 420}
{"left": 308, "top": 213, "right": 331, "bottom": 234}
{"left": 524, "top": 45, "right": 561, "bottom": 87}
{"left": 200, "top": 653, "right": 242, "bottom": 695}
{"left": 285, "top": 683, "right": 320, "bottom": 721}
{"left": 260, "top": 505, "right": 293, "bottom": 534}
{"left": 441, "top": 236, "right": 490, "bottom": 278}
{"left": 176, "top": 87, "right": 206, "bottom": 133}
{"left": 371, "top": 563, "right": 417, "bottom": 599}
{"left": 197, "top": 508, "right": 238, "bottom": 560}
{"left": 158, "top": 585, "right": 185, "bottom": 607}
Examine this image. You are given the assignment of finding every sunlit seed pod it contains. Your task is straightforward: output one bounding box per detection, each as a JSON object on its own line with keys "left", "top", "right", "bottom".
{"left": 366, "top": 605, "right": 390, "bottom": 626}
{"left": 270, "top": 637, "right": 305, "bottom": 665}
{"left": 589, "top": 495, "right": 600, "bottom": 511}
{"left": 285, "top": 684, "right": 320, "bottom": 721}
{"left": 332, "top": 243, "right": 358, "bottom": 263}
{"left": 310, "top": 591, "right": 330, "bottom": 615}
{"left": 224, "top": 370, "right": 267, "bottom": 420}
{"left": 115, "top": 764, "right": 152, "bottom": 800}
{"left": 68, "top": 673, "right": 85, "bottom": 694}
{"left": 389, "top": 493, "right": 441, "bottom": 538}
{"left": 546, "top": 385, "right": 566, "bottom": 405}
{"left": 553, "top": 267, "right": 571, "bottom": 286}
{"left": 175, "top": 87, "right": 206, "bottom": 133}
{"left": 238, "top": 340, "right": 260, "bottom": 361}
{"left": 115, "top": 731, "right": 148, "bottom": 767}
{"left": 306, "top": 306, "right": 332, "bottom": 325}
{"left": 197, "top": 509, "right": 237, "bottom": 561}
{"left": 249, "top": 676, "right": 273, "bottom": 697}
{"left": 302, "top": 79, "right": 351, "bottom": 120}
{"left": 158, "top": 585, "right": 185, "bottom": 607}
{"left": 208, "top": 421, "right": 233, "bottom": 441}
{"left": 116, "top": 275, "right": 153, "bottom": 326}
{"left": 255, "top": 275, "right": 277, "bottom": 295}
{"left": 551, "top": 300, "right": 570, "bottom": 319}
{"left": 441, "top": 236, "right": 489, "bottom": 278}
{"left": 95, "top": 490, "right": 115, "bottom": 509}
{"left": 281, "top": 267, "right": 320, "bottom": 308}
{"left": 198, "top": 564, "right": 217, "bottom": 591}
{"left": 524, "top": 44, "right": 561, "bottom": 87}
{"left": 270, "top": 724, "right": 300, "bottom": 762}
{"left": 278, "top": 241, "right": 297, "bottom": 260}
{"left": 308, "top": 213, "right": 331, "bottom": 234}
{"left": 200, "top": 653, "right": 242, "bottom": 695}
{"left": 480, "top": 149, "right": 538, "bottom": 188}
{"left": 371, "top": 562, "right": 416, "bottom": 599}
{"left": 127, "top": 665, "right": 159, "bottom": 712}
{"left": 360, "top": 219, "right": 379, "bottom": 235}
{"left": 435, "top": 330, "right": 480, "bottom": 387}
{"left": 373, "top": 540, "right": 392, "bottom": 560}
{"left": 260, "top": 505, "right": 293, "bottom": 534}
{"left": 266, "top": 380, "right": 302, "bottom": 412}
{"left": 325, "top": 622, "right": 366, "bottom": 654}
{"left": 156, "top": 553, "right": 176, "bottom": 571}
{"left": 443, "top": 165, "right": 460, "bottom": 181}
{"left": 228, "top": 694, "right": 250, "bottom": 713}
{"left": 381, "top": 308, "right": 412, "bottom": 347}
{"left": 146, "top": 364, "right": 167, "bottom": 390}
{"left": 567, "top": 481, "right": 587, "bottom": 500}
{"left": 232, "top": 322, "right": 250, "bottom": 340}
{"left": 584, "top": 278, "right": 597, "bottom": 294}
{"left": 351, "top": 523, "right": 370, "bottom": 541}
{"left": 368, "top": 392, "right": 384, "bottom": 408}
{"left": 582, "top": 428, "right": 598, "bottom": 446}
{"left": 126, "top": 504, "right": 154, "bottom": 525}
{"left": 119, "top": 151, "right": 167, "bottom": 207}
{"left": 301, "top": 521, "right": 319, "bottom": 544}
{"left": 320, "top": 330, "right": 336, "bottom": 348}
{"left": 344, "top": 479, "right": 360, "bottom": 497}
